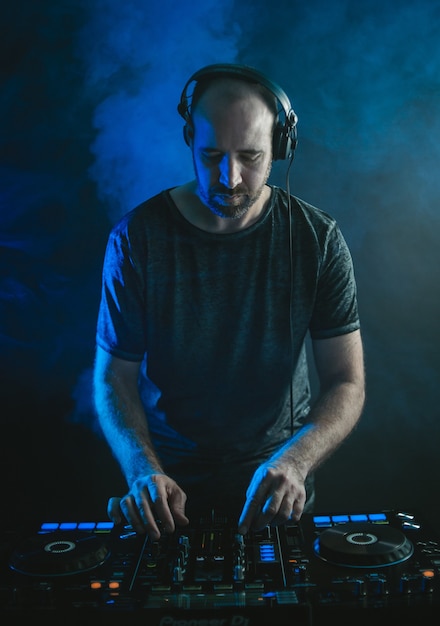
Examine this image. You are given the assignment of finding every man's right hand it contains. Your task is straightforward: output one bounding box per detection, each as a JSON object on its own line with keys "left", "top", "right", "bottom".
{"left": 107, "top": 474, "right": 189, "bottom": 540}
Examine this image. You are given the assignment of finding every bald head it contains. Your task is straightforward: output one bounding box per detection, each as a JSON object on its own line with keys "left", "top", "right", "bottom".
{"left": 191, "top": 76, "right": 278, "bottom": 127}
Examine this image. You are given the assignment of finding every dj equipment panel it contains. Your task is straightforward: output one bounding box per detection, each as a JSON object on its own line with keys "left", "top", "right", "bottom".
{"left": 1, "top": 508, "right": 440, "bottom": 624}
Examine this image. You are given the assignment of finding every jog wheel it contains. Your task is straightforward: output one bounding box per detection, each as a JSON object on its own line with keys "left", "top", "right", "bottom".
{"left": 314, "top": 522, "right": 414, "bottom": 567}
{"left": 9, "top": 531, "right": 110, "bottom": 576}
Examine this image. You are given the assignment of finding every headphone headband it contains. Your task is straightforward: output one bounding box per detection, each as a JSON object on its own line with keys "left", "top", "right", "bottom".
{"left": 178, "top": 63, "right": 298, "bottom": 161}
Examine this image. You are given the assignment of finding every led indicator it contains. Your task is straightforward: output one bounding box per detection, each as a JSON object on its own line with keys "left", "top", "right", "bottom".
{"left": 109, "top": 581, "right": 120, "bottom": 589}
{"left": 90, "top": 581, "right": 102, "bottom": 590}
{"left": 40, "top": 522, "right": 59, "bottom": 531}
{"left": 78, "top": 522, "right": 96, "bottom": 530}
{"left": 59, "top": 522, "right": 78, "bottom": 530}
{"left": 259, "top": 543, "right": 276, "bottom": 562}
{"left": 96, "top": 521, "right": 115, "bottom": 530}
{"left": 350, "top": 514, "right": 368, "bottom": 522}
{"left": 313, "top": 515, "right": 331, "bottom": 527}
{"left": 368, "top": 513, "right": 387, "bottom": 522}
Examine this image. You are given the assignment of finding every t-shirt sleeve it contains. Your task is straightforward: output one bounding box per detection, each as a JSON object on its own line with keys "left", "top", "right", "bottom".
{"left": 309, "top": 222, "right": 360, "bottom": 340}
{"left": 95, "top": 225, "right": 146, "bottom": 361}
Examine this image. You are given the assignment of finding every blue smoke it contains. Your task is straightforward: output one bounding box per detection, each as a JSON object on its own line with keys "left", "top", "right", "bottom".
{"left": 75, "top": 0, "right": 240, "bottom": 219}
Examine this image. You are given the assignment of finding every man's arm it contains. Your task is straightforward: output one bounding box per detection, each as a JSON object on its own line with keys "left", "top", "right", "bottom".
{"left": 238, "top": 329, "right": 365, "bottom": 533}
{"left": 93, "top": 346, "right": 189, "bottom": 538}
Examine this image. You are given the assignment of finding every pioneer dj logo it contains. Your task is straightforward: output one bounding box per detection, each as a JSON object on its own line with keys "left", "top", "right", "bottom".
{"left": 159, "top": 616, "right": 250, "bottom": 626}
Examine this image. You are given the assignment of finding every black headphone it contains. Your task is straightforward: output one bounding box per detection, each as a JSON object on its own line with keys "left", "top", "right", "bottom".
{"left": 177, "top": 63, "right": 298, "bottom": 161}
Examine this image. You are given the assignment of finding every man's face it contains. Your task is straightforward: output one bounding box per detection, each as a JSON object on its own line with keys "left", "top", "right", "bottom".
{"left": 189, "top": 82, "right": 274, "bottom": 220}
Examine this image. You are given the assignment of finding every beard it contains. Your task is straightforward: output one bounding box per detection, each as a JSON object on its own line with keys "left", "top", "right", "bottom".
{"left": 200, "top": 187, "right": 263, "bottom": 219}
{"left": 195, "top": 162, "right": 272, "bottom": 220}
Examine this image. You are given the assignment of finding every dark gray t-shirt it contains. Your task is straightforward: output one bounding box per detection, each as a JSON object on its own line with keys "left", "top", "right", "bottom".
{"left": 96, "top": 186, "right": 360, "bottom": 513}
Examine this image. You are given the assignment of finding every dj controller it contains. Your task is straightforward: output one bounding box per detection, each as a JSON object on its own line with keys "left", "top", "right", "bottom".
{"left": 1, "top": 508, "right": 440, "bottom": 624}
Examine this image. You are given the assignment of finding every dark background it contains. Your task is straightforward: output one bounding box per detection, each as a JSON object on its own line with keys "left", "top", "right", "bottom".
{"left": 1, "top": 0, "right": 439, "bottom": 532}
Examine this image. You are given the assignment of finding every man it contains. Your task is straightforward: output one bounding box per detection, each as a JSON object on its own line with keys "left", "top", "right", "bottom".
{"left": 93, "top": 64, "right": 365, "bottom": 541}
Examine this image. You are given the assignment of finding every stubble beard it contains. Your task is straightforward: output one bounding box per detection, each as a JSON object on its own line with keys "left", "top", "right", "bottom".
{"left": 202, "top": 188, "right": 263, "bottom": 219}
{"left": 196, "top": 162, "right": 272, "bottom": 220}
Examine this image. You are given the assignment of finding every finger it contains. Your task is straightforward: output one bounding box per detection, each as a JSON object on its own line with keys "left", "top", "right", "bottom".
{"left": 289, "top": 490, "right": 306, "bottom": 522}
{"left": 167, "top": 486, "right": 189, "bottom": 527}
{"left": 147, "top": 476, "right": 173, "bottom": 531}
{"left": 147, "top": 476, "right": 183, "bottom": 534}
{"left": 120, "top": 493, "right": 160, "bottom": 539}
{"left": 119, "top": 494, "right": 142, "bottom": 532}
{"left": 238, "top": 471, "right": 273, "bottom": 534}
{"left": 119, "top": 494, "right": 144, "bottom": 532}
{"left": 107, "top": 497, "right": 122, "bottom": 524}
{"left": 238, "top": 490, "right": 268, "bottom": 535}
{"left": 238, "top": 488, "right": 261, "bottom": 533}
{"left": 137, "top": 490, "right": 162, "bottom": 540}
{"left": 266, "top": 482, "right": 308, "bottom": 526}
{"left": 252, "top": 490, "right": 286, "bottom": 531}
{"left": 265, "top": 493, "right": 294, "bottom": 527}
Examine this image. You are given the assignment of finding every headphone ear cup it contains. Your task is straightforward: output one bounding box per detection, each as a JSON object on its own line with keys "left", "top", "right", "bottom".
{"left": 272, "top": 123, "right": 284, "bottom": 161}
{"left": 272, "top": 123, "right": 290, "bottom": 161}
{"left": 273, "top": 119, "right": 297, "bottom": 160}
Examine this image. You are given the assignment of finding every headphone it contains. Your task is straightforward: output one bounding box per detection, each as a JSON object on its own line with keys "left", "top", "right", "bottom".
{"left": 177, "top": 63, "right": 298, "bottom": 161}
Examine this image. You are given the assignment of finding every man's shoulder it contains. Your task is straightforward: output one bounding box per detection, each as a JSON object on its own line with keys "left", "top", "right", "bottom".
{"left": 292, "top": 195, "right": 336, "bottom": 226}
{"left": 129, "top": 189, "right": 172, "bottom": 218}
{"left": 271, "top": 186, "right": 337, "bottom": 229}
{"left": 111, "top": 189, "right": 172, "bottom": 233}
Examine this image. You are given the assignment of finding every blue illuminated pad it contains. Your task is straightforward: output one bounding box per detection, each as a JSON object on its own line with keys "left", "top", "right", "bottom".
{"left": 368, "top": 513, "right": 387, "bottom": 522}
{"left": 40, "top": 522, "right": 59, "bottom": 531}
{"left": 96, "top": 521, "right": 114, "bottom": 530}
{"left": 313, "top": 515, "right": 332, "bottom": 527}
{"left": 313, "top": 512, "right": 389, "bottom": 529}
{"left": 259, "top": 543, "right": 276, "bottom": 562}
{"left": 39, "top": 521, "right": 114, "bottom": 533}
{"left": 78, "top": 522, "right": 97, "bottom": 530}
{"left": 59, "top": 522, "right": 78, "bottom": 530}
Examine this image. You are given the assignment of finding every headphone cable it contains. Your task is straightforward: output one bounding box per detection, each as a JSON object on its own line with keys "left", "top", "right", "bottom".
{"left": 285, "top": 150, "right": 296, "bottom": 437}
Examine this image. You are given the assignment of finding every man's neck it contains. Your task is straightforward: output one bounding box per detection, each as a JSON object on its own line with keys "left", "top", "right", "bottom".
{"left": 170, "top": 182, "right": 271, "bottom": 234}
